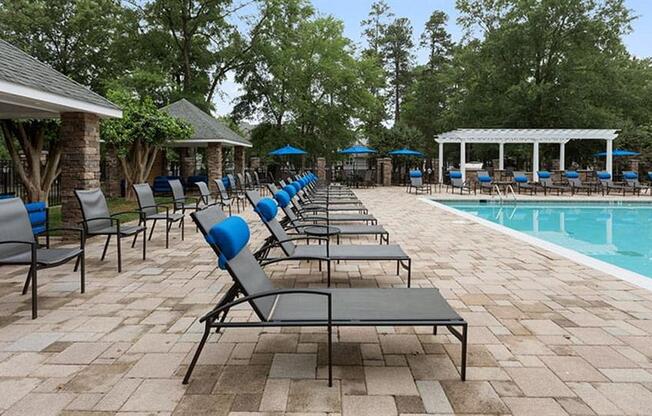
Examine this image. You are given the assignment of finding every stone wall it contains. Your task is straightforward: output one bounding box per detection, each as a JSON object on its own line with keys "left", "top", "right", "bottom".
{"left": 103, "top": 147, "right": 122, "bottom": 197}
{"left": 376, "top": 157, "right": 392, "bottom": 186}
{"left": 60, "top": 112, "right": 101, "bottom": 231}
{"left": 234, "top": 146, "right": 246, "bottom": 174}
{"left": 180, "top": 147, "right": 196, "bottom": 178}
{"left": 207, "top": 142, "right": 223, "bottom": 190}
{"left": 316, "top": 157, "right": 326, "bottom": 181}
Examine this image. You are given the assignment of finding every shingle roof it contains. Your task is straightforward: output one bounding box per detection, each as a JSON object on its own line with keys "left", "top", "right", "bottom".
{"left": 161, "top": 99, "right": 251, "bottom": 147}
{"left": 0, "top": 39, "right": 120, "bottom": 112}
{"left": 437, "top": 129, "right": 619, "bottom": 143}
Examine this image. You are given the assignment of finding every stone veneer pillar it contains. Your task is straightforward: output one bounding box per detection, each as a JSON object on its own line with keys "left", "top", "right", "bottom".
{"left": 180, "top": 147, "right": 196, "bottom": 179}
{"left": 316, "top": 157, "right": 327, "bottom": 181}
{"left": 207, "top": 142, "right": 223, "bottom": 190}
{"left": 249, "top": 157, "right": 261, "bottom": 170}
{"left": 60, "top": 112, "right": 101, "bottom": 230}
{"left": 234, "top": 146, "right": 246, "bottom": 174}
{"left": 382, "top": 158, "right": 393, "bottom": 186}
{"left": 103, "top": 147, "right": 122, "bottom": 197}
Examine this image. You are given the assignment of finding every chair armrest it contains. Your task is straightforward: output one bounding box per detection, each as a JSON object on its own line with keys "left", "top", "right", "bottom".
{"left": 111, "top": 210, "right": 144, "bottom": 218}
{"left": 277, "top": 236, "right": 329, "bottom": 244}
{"left": 36, "top": 227, "right": 85, "bottom": 248}
{"left": 0, "top": 240, "right": 36, "bottom": 247}
{"left": 79, "top": 217, "right": 118, "bottom": 226}
{"left": 200, "top": 288, "right": 331, "bottom": 323}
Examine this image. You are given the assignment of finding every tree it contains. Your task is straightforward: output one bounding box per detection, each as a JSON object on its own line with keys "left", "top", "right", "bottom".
{"left": 382, "top": 17, "right": 414, "bottom": 123}
{"left": 140, "top": 0, "right": 268, "bottom": 110}
{"left": 0, "top": 120, "right": 61, "bottom": 202}
{"left": 101, "top": 89, "right": 192, "bottom": 199}
{"left": 421, "top": 11, "right": 453, "bottom": 71}
{"left": 0, "top": 0, "right": 136, "bottom": 202}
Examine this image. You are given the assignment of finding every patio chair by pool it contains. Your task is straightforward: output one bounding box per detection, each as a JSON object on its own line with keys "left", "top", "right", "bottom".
{"left": 247, "top": 189, "right": 390, "bottom": 244}
{"left": 133, "top": 183, "right": 184, "bottom": 249}
{"left": 0, "top": 198, "right": 85, "bottom": 319}
{"left": 446, "top": 171, "right": 473, "bottom": 194}
{"left": 596, "top": 171, "right": 633, "bottom": 196}
{"left": 182, "top": 206, "right": 467, "bottom": 385}
{"left": 214, "top": 178, "right": 236, "bottom": 215}
{"left": 75, "top": 188, "right": 146, "bottom": 273}
{"left": 565, "top": 171, "right": 593, "bottom": 196}
{"left": 622, "top": 171, "right": 649, "bottom": 195}
{"left": 267, "top": 183, "right": 377, "bottom": 224}
{"left": 408, "top": 170, "right": 432, "bottom": 195}
{"left": 227, "top": 174, "right": 247, "bottom": 211}
{"left": 169, "top": 178, "right": 199, "bottom": 214}
{"left": 475, "top": 170, "right": 494, "bottom": 194}
{"left": 513, "top": 171, "right": 537, "bottom": 195}
{"left": 279, "top": 178, "right": 365, "bottom": 210}
{"left": 536, "top": 171, "right": 569, "bottom": 195}
{"left": 195, "top": 181, "right": 219, "bottom": 209}
{"left": 251, "top": 196, "right": 411, "bottom": 287}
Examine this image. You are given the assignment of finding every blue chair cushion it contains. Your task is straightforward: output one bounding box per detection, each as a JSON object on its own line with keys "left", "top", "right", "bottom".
{"left": 538, "top": 171, "right": 551, "bottom": 179}
{"left": 255, "top": 198, "right": 278, "bottom": 222}
{"left": 291, "top": 181, "right": 302, "bottom": 192}
{"left": 222, "top": 177, "right": 230, "bottom": 189}
{"left": 207, "top": 216, "right": 250, "bottom": 269}
{"left": 25, "top": 202, "right": 47, "bottom": 235}
{"left": 648, "top": 172, "right": 652, "bottom": 180}
{"left": 409, "top": 170, "right": 422, "bottom": 178}
{"left": 449, "top": 171, "right": 462, "bottom": 179}
{"left": 283, "top": 185, "right": 297, "bottom": 198}
{"left": 514, "top": 176, "right": 528, "bottom": 183}
{"left": 565, "top": 171, "right": 579, "bottom": 179}
{"left": 274, "top": 190, "right": 291, "bottom": 208}
{"left": 477, "top": 175, "right": 492, "bottom": 183}
{"left": 597, "top": 172, "right": 611, "bottom": 180}
{"left": 623, "top": 171, "right": 638, "bottom": 180}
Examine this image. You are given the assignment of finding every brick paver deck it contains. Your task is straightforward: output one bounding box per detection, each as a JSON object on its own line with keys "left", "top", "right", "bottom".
{"left": 1, "top": 187, "right": 652, "bottom": 415}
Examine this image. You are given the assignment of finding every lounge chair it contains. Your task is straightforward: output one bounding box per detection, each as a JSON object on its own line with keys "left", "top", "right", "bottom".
{"left": 536, "top": 171, "right": 569, "bottom": 195}
{"left": 513, "top": 171, "right": 537, "bottom": 195}
{"left": 596, "top": 171, "right": 633, "bottom": 196}
{"left": 182, "top": 206, "right": 467, "bottom": 385}
{"left": 0, "top": 198, "right": 85, "bottom": 319}
{"left": 75, "top": 188, "right": 146, "bottom": 272}
{"left": 564, "top": 171, "right": 593, "bottom": 196}
{"left": 446, "top": 171, "right": 473, "bottom": 194}
{"left": 250, "top": 196, "right": 411, "bottom": 286}
{"left": 268, "top": 183, "right": 377, "bottom": 224}
{"left": 622, "top": 171, "right": 649, "bottom": 195}
{"left": 280, "top": 178, "right": 364, "bottom": 208}
{"left": 475, "top": 170, "right": 494, "bottom": 194}
{"left": 133, "top": 183, "right": 184, "bottom": 249}
{"left": 247, "top": 190, "right": 390, "bottom": 244}
{"left": 408, "top": 170, "right": 432, "bottom": 195}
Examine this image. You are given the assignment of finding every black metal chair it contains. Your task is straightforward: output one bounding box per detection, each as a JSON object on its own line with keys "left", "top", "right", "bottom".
{"left": 226, "top": 174, "right": 246, "bottom": 212}
{"left": 194, "top": 181, "right": 218, "bottom": 209}
{"left": 168, "top": 179, "right": 198, "bottom": 214}
{"left": 214, "top": 179, "right": 235, "bottom": 215}
{"left": 133, "top": 183, "right": 184, "bottom": 249}
{"left": 75, "top": 188, "right": 146, "bottom": 273}
{"left": 0, "top": 198, "right": 85, "bottom": 319}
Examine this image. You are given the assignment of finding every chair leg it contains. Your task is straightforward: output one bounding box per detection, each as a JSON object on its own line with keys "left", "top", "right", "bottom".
{"left": 117, "top": 235, "right": 122, "bottom": 273}
{"left": 101, "top": 235, "right": 112, "bottom": 261}
{"left": 148, "top": 219, "right": 157, "bottom": 241}
{"left": 80, "top": 252, "right": 85, "bottom": 293}
{"left": 22, "top": 266, "right": 33, "bottom": 295}
{"left": 142, "top": 228, "right": 147, "bottom": 260}
{"left": 183, "top": 322, "right": 211, "bottom": 385}
{"left": 31, "top": 266, "right": 38, "bottom": 319}
{"left": 165, "top": 219, "right": 169, "bottom": 249}
{"left": 461, "top": 324, "right": 468, "bottom": 381}
{"left": 181, "top": 217, "right": 185, "bottom": 241}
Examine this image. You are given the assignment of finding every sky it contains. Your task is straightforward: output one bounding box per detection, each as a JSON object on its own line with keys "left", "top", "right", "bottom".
{"left": 214, "top": 0, "right": 652, "bottom": 117}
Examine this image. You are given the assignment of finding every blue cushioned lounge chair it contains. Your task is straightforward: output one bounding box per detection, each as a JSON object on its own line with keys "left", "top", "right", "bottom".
{"left": 622, "top": 171, "right": 649, "bottom": 195}
{"left": 408, "top": 170, "right": 432, "bottom": 195}
{"left": 446, "top": 171, "right": 473, "bottom": 194}
{"left": 596, "top": 171, "right": 633, "bottom": 196}
{"left": 182, "top": 205, "right": 467, "bottom": 386}
{"left": 536, "top": 171, "right": 569, "bottom": 196}
{"left": 565, "top": 171, "right": 592, "bottom": 196}
{"left": 475, "top": 170, "right": 494, "bottom": 194}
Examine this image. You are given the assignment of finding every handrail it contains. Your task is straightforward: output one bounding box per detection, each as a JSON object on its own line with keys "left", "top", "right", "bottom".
{"left": 493, "top": 184, "right": 504, "bottom": 204}
{"left": 505, "top": 185, "right": 517, "bottom": 202}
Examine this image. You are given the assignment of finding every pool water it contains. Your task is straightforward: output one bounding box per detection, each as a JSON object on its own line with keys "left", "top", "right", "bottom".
{"left": 439, "top": 201, "right": 652, "bottom": 278}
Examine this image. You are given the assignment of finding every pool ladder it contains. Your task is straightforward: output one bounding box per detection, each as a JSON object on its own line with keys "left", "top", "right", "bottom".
{"left": 493, "top": 184, "right": 517, "bottom": 205}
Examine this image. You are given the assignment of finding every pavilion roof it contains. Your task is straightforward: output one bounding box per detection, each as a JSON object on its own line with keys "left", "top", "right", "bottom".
{"left": 436, "top": 129, "right": 619, "bottom": 144}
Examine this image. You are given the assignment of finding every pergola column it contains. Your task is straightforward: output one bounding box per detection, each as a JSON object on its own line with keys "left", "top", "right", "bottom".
{"left": 234, "top": 146, "right": 246, "bottom": 174}
{"left": 532, "top": 141, "right": 540, "bottom": 181}
{"left": 559, "top": 142, "right": 566, "bottom": 171}
{"left": 606, "top": 139, "right": 613, "bottom": 175}
{"left": 438, "top": 141, "right": 444, "bottom": 184}
{"left": 460, "top": 141, "right": 466, "bottom": 181}
{"left": 60, "top": 112, "right": 101, "bottom": 230}
{"left": 207, "top": 142, "right": 223, "bottom": 190}
{"left": 498, "top": 142, "right": 505, "bottom": 170}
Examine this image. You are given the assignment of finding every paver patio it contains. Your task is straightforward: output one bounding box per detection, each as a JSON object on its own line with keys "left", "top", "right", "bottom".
{"left": 1, "top": 187, "right": 652, "bottom": 415}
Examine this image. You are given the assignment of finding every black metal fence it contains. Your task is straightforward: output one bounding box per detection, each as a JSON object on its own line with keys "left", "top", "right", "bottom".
{"left": 0, "top": 159, "right": 62, "bottom": 205}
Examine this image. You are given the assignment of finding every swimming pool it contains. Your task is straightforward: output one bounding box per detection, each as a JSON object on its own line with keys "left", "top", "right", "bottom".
{"left": 430, "top": 200, "right": 652, "bottom": 284}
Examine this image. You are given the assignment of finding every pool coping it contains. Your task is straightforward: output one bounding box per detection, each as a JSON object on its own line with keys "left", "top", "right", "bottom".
{"left": 420, "top": 197, "right": 652, "bottom": 292}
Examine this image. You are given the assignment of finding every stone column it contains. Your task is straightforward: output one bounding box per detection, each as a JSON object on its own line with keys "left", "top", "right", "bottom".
{"left": 207, "top": 142, "right": 223, "bottom": 190}
{"left": 102, "top": 147, "right": 122, "bottom": 197}
{"left": 316, "top": 157, "right": 327, "bottom": 181}
{"left": 379, "top": 157, "right": 392, "bottom": 186}
{"left": 234, "top": 146, "right": 246, "bottom": 174}
{"left": 60, "top": 112, "right": 101, "bottom": 230}
{"left": 629, "top": 158, "right": 640, "bottom": 173}
{"left": 180, "top": 147, "right": 195, "bottom": 179}
{"left": 249, "top": 157, "right": 261, "bottom": 170}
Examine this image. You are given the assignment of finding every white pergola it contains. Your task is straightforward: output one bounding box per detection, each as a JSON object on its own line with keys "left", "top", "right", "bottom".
{"left": 435, "top": 129, "right": 620, "bottom": 182}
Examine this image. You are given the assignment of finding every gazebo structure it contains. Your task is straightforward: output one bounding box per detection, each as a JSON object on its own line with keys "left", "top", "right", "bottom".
{"left": 0, "top": 39, "right": 121, "bottom": 229}
{"left": 160, "top": 99, "right": 251, "bottom": 188}
{"left": 435, "top": 129, "right": 620, "bottom": 182}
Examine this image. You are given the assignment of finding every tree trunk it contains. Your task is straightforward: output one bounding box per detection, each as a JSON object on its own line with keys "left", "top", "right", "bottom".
{"left": 116, "top": 141, "right": 159, "bottom": 200}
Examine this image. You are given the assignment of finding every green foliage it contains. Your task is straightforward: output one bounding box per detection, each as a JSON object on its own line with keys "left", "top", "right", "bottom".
{"left": 369, "top": 123, "right": 425, "bottom": 156}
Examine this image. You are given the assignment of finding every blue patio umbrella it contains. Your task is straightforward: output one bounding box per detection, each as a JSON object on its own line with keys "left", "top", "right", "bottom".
{"left": 593, "top": 149, "right": 640, "bottom": 157}
{"left": 268, "top": 144, "right": 307, "bottom": 156}
{"left": 338, "top": 145, "right": 377, "bottom": 155}
{"left": 388, "top": 148, "right": 424, "bottom": 157}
